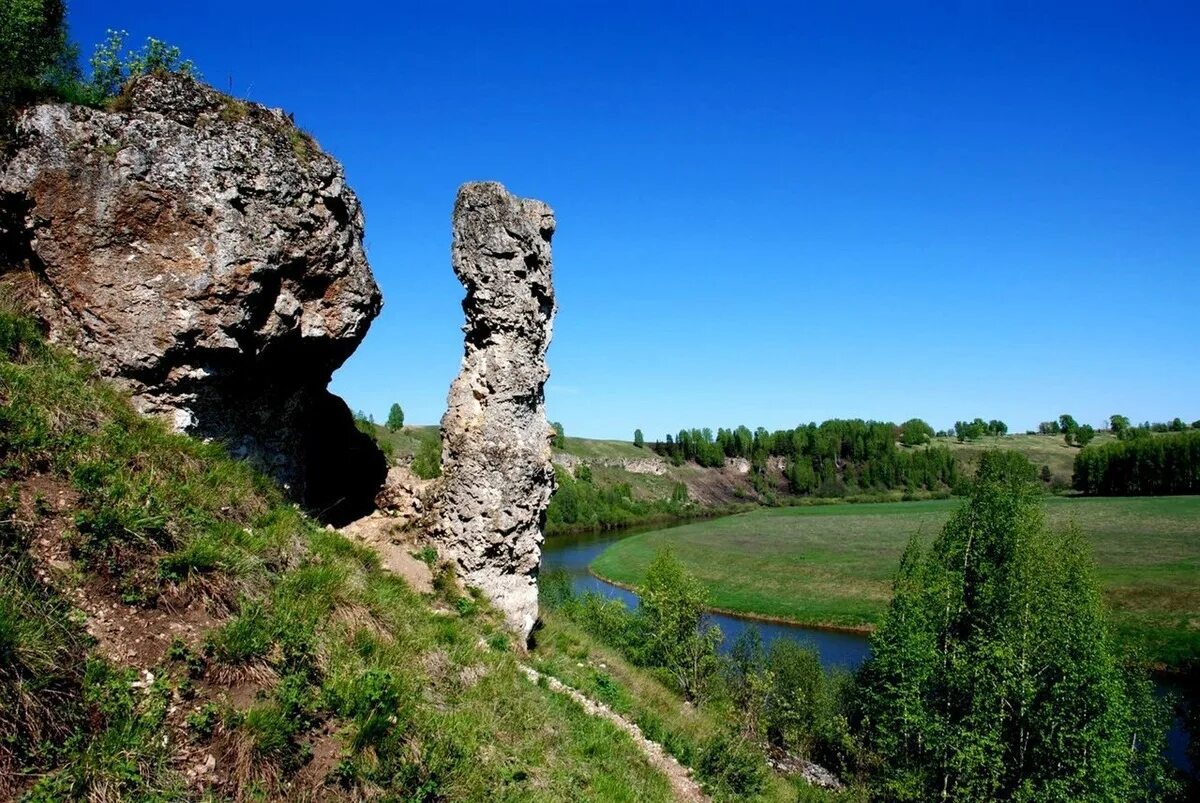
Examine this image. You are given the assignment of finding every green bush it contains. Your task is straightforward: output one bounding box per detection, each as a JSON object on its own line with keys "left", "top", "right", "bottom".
{"left": 411, "top": 433, "right": 442, "bottom": 479}
{"left": 546, "top": 467, "right": 692, "bottom": 535}
{"left": 85, "top": 29, "right": 196, "bottom": 102}
{"left": 0, "top": 0, "right": 71, "bottom": 118}
{"left": 855, "top": 451, "right": 1175, "bottom": 800}
{"left": 697, "top": 731, "right": 769, "bottom": 798}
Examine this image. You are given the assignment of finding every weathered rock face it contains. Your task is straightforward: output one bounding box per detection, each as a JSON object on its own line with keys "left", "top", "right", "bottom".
{"left": 434, "top": 182, "right": 556, "bottom": 643}
{"left": 0, "top": 73, "right": 385, "bottom": 523}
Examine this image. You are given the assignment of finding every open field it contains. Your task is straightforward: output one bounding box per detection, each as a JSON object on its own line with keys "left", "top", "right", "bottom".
{"left": 591, "top": 496, "right": 1200, "bottom": 669}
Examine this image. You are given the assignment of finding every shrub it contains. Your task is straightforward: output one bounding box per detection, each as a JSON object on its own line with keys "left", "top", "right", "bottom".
{"left": 899, "top": 418, "right": 933, "bottom": 447}
{"left": 697, "top": 732, "right": 769, "bottom": 798}
{"left": 855, "top": 450, "right": 1175, "bottom": 800}
{"left": 411, "top": 434, "right": 442, "bottom": 479}
{"left": 635, "top": 549, "right": 722, "bottom": 701}
{"left": 87, "top": 29, "right": 196, "bottom": 101}
{"left": 0, "top": 0, "right": 71, "bottom": 118}
{"left": 764, "top": 638, "right": 827, "bottom": 751}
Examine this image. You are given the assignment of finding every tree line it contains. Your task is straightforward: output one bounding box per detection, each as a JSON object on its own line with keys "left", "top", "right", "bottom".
{"left": 1038, "top": 413, "right": 1198, "bottom": 447}
{"left": 649, "top": 419, "right": 958, "bottom": 497}
{"left": 951, "top": 417, "right": 1008, "bottom": 440}
{"left": 1074, "top": 430, "right": 1200, "bottom": 496}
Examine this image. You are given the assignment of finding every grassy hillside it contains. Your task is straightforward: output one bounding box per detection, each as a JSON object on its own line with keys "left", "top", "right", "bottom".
{"left": 532, "top": 611, "right": 863, "bottom": 802}
{"left": 367, "top": 422, "right": 439, "bottom": 461}
{"left": 927, "top": 432, "right": 1115, "bottom": 485}
{"left": 558, "top": 436, "right": 652, "bottom": 461}
{"left": 0, "top": 309, "right": 677, "bottom": 800}
{"left": 591, "top": 496, "right": 1200, "bottom": 670}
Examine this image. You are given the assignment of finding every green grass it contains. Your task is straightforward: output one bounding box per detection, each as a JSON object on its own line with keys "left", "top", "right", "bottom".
{"left": 366, "top": 423, "right": 439, "bottom": 462}
{"left": 558, "top": 436, "right": 652, "bottom": 461}
{"left": 0, "top": 305, "right": 679, "bottom": 800}
{"left": 928, "top": 432, "right": 1117, "bottom": 484}
{"left": 591, "top": 496, "right": 1200, "bottom": 669}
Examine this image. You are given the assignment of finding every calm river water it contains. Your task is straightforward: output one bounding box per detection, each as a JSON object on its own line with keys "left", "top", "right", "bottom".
{"left": 540, "top": 524, "right": 1194, "bottom": 775}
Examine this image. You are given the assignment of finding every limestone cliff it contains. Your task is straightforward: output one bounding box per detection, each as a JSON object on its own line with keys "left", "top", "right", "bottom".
{"left": 0, "top": 73, "right": 385, "bottom": 523}
{"left": 434, "top": 182, "right": 557, "bottom": 643}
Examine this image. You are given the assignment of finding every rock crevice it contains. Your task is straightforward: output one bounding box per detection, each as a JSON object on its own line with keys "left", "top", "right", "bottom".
{"left": 433, "top": 181, "right": 557, "bottom": 642}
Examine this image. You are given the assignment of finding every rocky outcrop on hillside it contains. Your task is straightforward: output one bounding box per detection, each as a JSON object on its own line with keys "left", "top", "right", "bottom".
{"left": 0, "top": 73, "right": 385, "bottom": 523}
{"left": 553, "top": 452, "right": 668, "bottom": 477}
{"left": 433, "top": 182, "right": 557, "bottom": 643}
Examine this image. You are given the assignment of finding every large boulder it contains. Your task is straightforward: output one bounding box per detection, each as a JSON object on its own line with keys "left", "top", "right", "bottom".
{"left": 434, "top": 182, "right": 557, "bottom": 643}
{"left": 0, "top": 73, "right": 385, "bottom": 523}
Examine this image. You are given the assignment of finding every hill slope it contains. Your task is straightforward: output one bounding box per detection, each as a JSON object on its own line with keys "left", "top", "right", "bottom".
{"left": 0, "top": 309, "right": 677, "bottom": 800}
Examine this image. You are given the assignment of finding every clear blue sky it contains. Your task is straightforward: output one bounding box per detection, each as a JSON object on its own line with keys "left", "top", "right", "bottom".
{"left": 67, "top": 2, "right": 1199, "bottom": 439}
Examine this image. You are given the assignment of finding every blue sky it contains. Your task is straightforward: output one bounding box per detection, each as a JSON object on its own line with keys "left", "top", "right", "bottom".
{"left": 67, "top": 2, "right": 1199, "bottom": 439}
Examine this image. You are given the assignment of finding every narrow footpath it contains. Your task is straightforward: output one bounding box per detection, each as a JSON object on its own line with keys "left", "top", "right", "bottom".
{"left": 517, "top": 664, "right": 711, "bottom": 803}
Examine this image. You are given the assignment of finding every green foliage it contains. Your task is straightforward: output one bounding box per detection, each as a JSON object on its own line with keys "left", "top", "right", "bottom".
{"left": 86, "top": 29, "right": 196, "bottom": 101}
{"left": 634, "top": 428, "right": 645, "bottom": 448}
{"left": 955, "top": 418, "right": 987, "bottom": 441}
{"left": 899, "top": 418, "right": 933, "bottom": 447}
{"left": 204, "top": 600, "right": 273, "bottom": 664}
{"left": 0, "top": 303, "right": 680, "bottom": 799}
{"left": 0, "top": 0, "right": 70, "bottom": 118}
{"left": 411, "top": 544, "right": 438, "bottom": 569}
{"left": 655, "top": 419, "right": 958, "bottom": 498}
{"left": 1075, "top": 422, "right": 1096, "bottom": 447}
{"left": 636, "top": 549, "right": 722, "bottom": 701}
{"left": 185, "top": 702, "right": 220, "bottom": 739}
{"left": 1059, "top": 412, "right": 1080, "bottom": 445}
{"left": 410, "top": 432, "right": 442, "bottom": 479}
{"left": 546, "top": 466, "right": 693, "bottom": 535}
{"left": 697, "top": 731, "right": 770, "bottom": 798}
{"left": 551, "top": 421, "right": 565, "bottom": 448}
{"left": 353, "top": 411, "right": 393, "bottom": 460}
{"left": 855, "top": 451, "right": 1174, "bottom": 801}
{"left": 1074, "top": 429, "right": 1200, "bottom": 495}
{"left": 1038, "top": 419, "right": 1062, "bottom": 435}
{"left": 0, "top": 498, "right": 89, "bottom": 771}
{"left": 1111, "top": 414, "right": 1132, "bottom": 437}
{"left": 386, "top": 402, "right": 404, "bottom": 432}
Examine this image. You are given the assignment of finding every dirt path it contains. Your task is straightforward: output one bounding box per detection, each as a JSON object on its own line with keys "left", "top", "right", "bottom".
{"left": 341, "top": 511, "right": 708, "bottom": 801}
{"left": 518, "top": 664, "right": 710, "bottom": 803}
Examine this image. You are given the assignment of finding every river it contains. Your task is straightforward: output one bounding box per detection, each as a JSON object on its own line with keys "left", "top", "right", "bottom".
{"left": 541, "top": 523, "right": 1194, "bottom": 776}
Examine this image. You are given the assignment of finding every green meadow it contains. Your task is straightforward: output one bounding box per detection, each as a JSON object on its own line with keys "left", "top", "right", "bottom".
{"left": 591, "top": 496, "right": 1200, "bottom": 669}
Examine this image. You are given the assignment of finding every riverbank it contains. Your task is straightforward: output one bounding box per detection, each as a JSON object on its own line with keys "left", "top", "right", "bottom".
{"left": 589, "top": 496, "right": 1200, "bottom": 671}
{"left": 545, "top": 503, "right": 751, "bottom": 538}
{"left": 587, "top": 566, "right": 875, "bottom": 637}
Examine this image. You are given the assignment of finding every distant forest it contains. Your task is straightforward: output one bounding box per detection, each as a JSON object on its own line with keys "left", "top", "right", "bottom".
{"left": 1074, "top": 430, "right": 1200, "bottom": 496}
{"left": 652, "top": 419, "right": 959, "bottom": 497}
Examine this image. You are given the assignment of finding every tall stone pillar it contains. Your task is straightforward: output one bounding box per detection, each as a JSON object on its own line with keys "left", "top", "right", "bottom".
{"left": 435, "top": 182, "right": 556, "bottom": 643}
